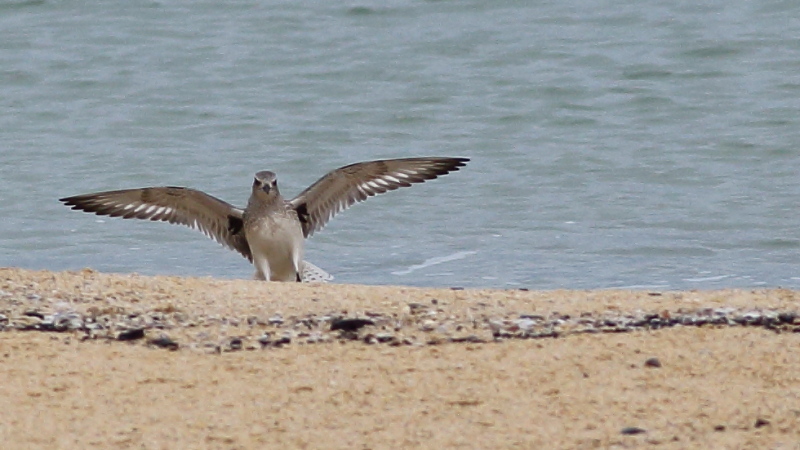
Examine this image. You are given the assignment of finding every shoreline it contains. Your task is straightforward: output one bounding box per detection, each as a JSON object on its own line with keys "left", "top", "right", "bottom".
{"left": 1, "top": 267, "right": 799, "bottom": 448}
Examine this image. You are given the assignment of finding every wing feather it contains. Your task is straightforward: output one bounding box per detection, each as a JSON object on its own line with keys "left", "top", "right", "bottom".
{"left": 60, "top": 187, "right": 252, "bottom": 261}
{"left": 288, "top": 157, "right": 469, "bottom": 237}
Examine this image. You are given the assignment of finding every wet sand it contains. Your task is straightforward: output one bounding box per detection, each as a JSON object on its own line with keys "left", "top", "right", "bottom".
{"left": 1, "top": 267, "right": 799, "bottom": 449}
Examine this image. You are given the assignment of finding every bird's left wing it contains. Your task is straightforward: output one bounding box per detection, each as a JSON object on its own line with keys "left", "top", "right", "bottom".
{"left": 288, "top": 157, "right": 469, "bottom": 238}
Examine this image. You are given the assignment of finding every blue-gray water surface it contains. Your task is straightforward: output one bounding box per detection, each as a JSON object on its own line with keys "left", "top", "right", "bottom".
{"left": 2, "top": 0, "right": 799, "bottom": 289}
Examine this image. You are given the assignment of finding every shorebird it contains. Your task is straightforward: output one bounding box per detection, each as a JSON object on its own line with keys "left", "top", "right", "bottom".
{"left": 60, "top": 157, "right": 469, "bottom": 282}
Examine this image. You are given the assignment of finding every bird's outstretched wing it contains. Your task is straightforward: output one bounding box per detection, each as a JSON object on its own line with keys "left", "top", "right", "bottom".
{"left": 288, "top": 157, "right": 469, "bottom": 238}
{"left": 60, "top": 187, "right": 252, "bottom": 261}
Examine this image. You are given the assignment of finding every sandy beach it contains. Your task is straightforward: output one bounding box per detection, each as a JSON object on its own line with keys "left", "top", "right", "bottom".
{"left": 1, "top": 267, "right": 799, "bottom": 449}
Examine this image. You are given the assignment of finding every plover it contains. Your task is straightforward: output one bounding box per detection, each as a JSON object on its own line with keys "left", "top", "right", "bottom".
{"left": 60, "top": 157, "right": 469, "bottom": 282}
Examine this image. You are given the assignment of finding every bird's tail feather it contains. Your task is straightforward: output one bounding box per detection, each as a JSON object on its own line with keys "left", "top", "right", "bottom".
{"left": 300, "top": 261, "right": 333, "bottom": 283}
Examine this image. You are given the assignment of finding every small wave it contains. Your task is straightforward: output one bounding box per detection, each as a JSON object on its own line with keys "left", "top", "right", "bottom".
{"left": 684, "top": 274, "right": 731, "bottom": 283}
{"left": 614, "top": 283, "right": 671, "bottom": 290}
{"left": 392, "top": 251, "right": 476, "bottom": 276}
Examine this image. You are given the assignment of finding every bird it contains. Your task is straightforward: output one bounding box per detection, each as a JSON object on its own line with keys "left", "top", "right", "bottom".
{"left": 60, "top": 157, "right": 469, "bottom": 282}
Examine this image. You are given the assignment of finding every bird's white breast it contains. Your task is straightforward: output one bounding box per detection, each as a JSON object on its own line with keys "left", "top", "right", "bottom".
{"left": 246, "top": 215, "right": 305, "bottom": 282}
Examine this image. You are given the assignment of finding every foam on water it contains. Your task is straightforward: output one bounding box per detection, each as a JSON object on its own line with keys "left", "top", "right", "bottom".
{"left": 391, "top": 251, "right": 478, "bottom": 276}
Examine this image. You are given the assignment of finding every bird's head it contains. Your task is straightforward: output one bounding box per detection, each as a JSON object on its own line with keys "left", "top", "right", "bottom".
{"left": 253, "top": 171, "right": 279, "bottom": 198}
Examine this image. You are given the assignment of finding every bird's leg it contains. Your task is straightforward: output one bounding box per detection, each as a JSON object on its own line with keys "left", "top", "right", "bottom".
{"left": 253, "top": 257, "right": 270, "bottom": 281}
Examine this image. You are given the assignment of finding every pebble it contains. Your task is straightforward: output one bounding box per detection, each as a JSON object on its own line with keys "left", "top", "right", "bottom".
{"left": 644, "top": 357, "right": 662, "bottom": 368}
{"left": 375, "top": 333, "right": 395, "bottom": 343}
{"left": 620, "top": 427, "right": 647, "bottom": 435}
{"left": 117, "top": 328, "right": 145, "bottom": 341}
{"left": 419, "top": 320, "right": 437, "bottom": 332}
{"left": 50, "top": 312, "right": 84, "bottom": 332}
{"left": 407, "top": 303, "right": 426, "bottom": 312}
{"left": 23, "top": 310, "right": 45, "bottom": 319}
{"left": 450, "top": 335, "right": 486, "bottom": 344}
{"left": 778, "top": 312, "right": 797, "bottom": 323}
{"left": 520, "top": 314, "right": 545, "bottom": 321}
{"left": 228, "top": 338, "right": 243, "bottom": 351}
{"left": 516, "top": 319, "right": 536, "bottom": 331}
{"left": 148, "top": 335, "right": 179, "bottom": 351}
{"left": 272, "top": 336, "right": 291, "bottom": 347}
{"left": 257, "top": 334, "right": 272, "bottom": 347}
{"left": 305, "top": 332, "right": 328, "bottom": 344}
{"left": 12, "top": 315, "right": 43, "bottom": 330}
{"left": 754, "top": 418, "right": 770, "bottom": 428}
{"left": 330, "top": 318, "right": 374, "bottom": 332}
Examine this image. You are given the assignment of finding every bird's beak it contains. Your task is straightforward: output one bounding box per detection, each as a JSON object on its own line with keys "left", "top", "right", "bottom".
{"left": 261, "top": 184, "right": 271, "bottom": 194}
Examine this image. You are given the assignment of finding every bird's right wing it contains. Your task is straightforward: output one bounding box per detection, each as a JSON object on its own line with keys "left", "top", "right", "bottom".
{"left": 60, "top": 187, "right": 252, "bottom": 261}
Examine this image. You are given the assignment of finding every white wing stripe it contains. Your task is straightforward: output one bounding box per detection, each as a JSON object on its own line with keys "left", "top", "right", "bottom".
{"left": 383, "top": 175, "right": 402, "bottom": 184}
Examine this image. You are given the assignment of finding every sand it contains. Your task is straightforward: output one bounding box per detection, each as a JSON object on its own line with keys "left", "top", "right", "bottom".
{"left": 1, "top": 267, "right": 799, "bottom": 449}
